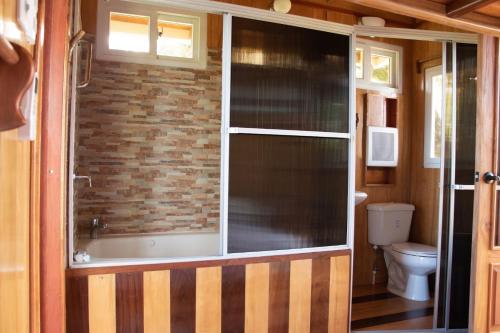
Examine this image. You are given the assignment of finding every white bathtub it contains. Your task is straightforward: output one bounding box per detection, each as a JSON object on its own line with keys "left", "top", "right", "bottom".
{"left": 76, "top": 232, "right": 220, "bottom": 264}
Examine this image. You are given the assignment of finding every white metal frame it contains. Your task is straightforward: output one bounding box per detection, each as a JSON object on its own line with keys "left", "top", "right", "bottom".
{"left": 70, "top": 2, "right": 357, "bottom": 268}
{"left": 220, "top": 14, "right": 355, "bottom": 257}
{"left": 424, "top": 65, "right": 443, "bottom": 169}
{"left": 96, "top": 0, "right": 208, "bottom": 69}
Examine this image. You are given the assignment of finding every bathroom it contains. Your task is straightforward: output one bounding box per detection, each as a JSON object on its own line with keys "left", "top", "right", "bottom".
{"left": 351, "top": 35, "right": 476, "bottom": 331}
{"left": 65, "top": 0, "right": 478, "bottom": 332}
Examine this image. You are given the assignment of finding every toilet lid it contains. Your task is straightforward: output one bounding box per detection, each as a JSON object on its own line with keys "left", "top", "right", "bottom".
{"left": 391, "top": 242, "right": 437, "bottom": 257}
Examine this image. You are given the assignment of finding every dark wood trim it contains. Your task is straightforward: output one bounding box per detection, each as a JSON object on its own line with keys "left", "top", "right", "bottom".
{"left": 40, "top": 0, "right": 69, "bottom": 330}
{"left": 446, "top": 0, "right": 498, "bottom": 18}
{"left": 310, "top": 257, "right": 331, "bottom": 333}
{"left": 66, "top": 276, "right": 89, "bottom": 333}
{"left": 221, "top": 265, "right": 246, "bottom": 333}
{"left": 170, "top": 268, "right": 196, "bottom": 333}
{"left": 66, "top": 249, "right": 351, "bottom": 277}
{"left": 268, "top": 261, "right": 290, "bottom": 333}
{"left": 116, "top": 272, "right": 144, "bottom": 333}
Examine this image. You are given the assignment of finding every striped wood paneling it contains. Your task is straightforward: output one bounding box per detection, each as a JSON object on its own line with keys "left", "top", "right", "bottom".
{"left": 66, "top": 252, "right": 350, "bottom": 333}
{"left": 196, "top": 267, "right": 221, "bottom": 333}
{"left": 143, "top": 270, "right": 170, "bottom": 333}
{"left": 88, "top": 274, "right": 116, "bottom": 333}
{"left": 289, "top": 259, "right": 312, "bottom": 333}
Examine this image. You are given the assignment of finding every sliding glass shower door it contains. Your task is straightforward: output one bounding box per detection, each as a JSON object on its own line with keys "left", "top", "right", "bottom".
{"left": 435, "top": 41, "right": 477, "bottom": 330}
{"left": 224, "top": 17, "right": 353, "bottom": 254}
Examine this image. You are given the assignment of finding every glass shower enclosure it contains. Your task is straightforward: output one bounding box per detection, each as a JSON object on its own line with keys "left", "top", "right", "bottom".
{"left": 435, "top": 41, "right": 477, "bottom": 330}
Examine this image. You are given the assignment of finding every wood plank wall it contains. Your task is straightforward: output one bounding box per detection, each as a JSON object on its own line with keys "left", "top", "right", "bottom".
{"left": 409, "top": 22, "right": 445, "bottom": 248}
{"left": 0, "top": 1, "right": 43, "bottom": 332}
{"left": 66, "top": 251, "right": 350, "bottom": 333}
{"left": 353, "top": 37, "right": 414, "bottom": 286}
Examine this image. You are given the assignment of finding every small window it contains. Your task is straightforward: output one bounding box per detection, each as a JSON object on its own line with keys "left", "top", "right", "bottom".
{"left": 97, "top": 0, "right": 207, "bottom": 69}
{"left": 109, "top": 12, "right": 150, "bottom": 53}
{"left": 424, "top": 66, "right": 443, "bottom": 168}
{"left": 355, "top": 48, "right": 364, "bottom": 79}
{"left": 157, "top": 18, "right": 194, "bottom": 58}
{"left": 371, "top": 49, "right": 393, "bottom": 85}
{"left": 356, "top": 40, "right": 402, "bottom": 92}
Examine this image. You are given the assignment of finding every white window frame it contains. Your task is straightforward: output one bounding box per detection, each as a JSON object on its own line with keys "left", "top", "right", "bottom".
{"left": 356, "top": 39, "right": 403, "bottom": 94}
{"left": 424, "top": 65, "right": 443, "bottom": 168}
{"left": 96, "top": 0, "right": 207, "bottom": 69}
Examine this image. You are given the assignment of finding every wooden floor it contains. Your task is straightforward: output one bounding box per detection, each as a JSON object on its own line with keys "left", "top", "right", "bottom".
{"left": 351, "top": 284, "right": 434, "bottom": 331}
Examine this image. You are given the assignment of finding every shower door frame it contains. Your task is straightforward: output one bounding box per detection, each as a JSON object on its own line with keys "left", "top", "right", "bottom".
{"left": 66, "top": 0, "right": 358, "bottom": 268}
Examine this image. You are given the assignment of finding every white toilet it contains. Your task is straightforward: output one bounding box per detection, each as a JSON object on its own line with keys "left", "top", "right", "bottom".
{"left": 367, "top": 203, "right": 437, "bottom": 302}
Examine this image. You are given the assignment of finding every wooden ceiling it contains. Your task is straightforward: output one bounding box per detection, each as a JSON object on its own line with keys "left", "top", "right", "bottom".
{"left": 301, "top": 0, "right": 500, "bottom": 35}
{"left": 432, "top": 0, "right": 500, "bottom": 18}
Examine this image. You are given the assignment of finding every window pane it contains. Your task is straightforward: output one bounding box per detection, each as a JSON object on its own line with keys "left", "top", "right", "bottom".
{"left": 109, "top": 12, "right": 150, "bottom": 53}
{"left": 228, "top": 135, "right": 348, "bottom": 253}
{"left": 355, "top": 48, "right": 364, "bottom": 79}
{"left": 371, "top": 52, "right": 392, "bottom": 84}
{"left": 230, "top": 17, "right": 350, "bottom": 132}
{"left": 157, "top": 18, "right": 194, "bottom": 58}
{"left": 431, "top": 74, "right": 442, "bottom": 158}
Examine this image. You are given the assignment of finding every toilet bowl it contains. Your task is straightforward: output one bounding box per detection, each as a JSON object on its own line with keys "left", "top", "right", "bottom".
{"left": 382, "top": 242, "right": 437, "bottom": 301}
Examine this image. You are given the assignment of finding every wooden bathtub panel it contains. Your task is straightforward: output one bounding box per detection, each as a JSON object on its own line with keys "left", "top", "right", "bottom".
{"left": 245, "top": 263, "right": 270, "bottom": 333}
{"left": 221, "top": 265, "right": 246, "bottom": 333}
{"left": 311, "top": 257, "right": 331, "bottom": 333}
{"left": 88, "top": 274, "right": 116, "bottom": 333}
{"left": 328, "top": 256, "right": 350, "bottom": 333}
{"left": 268, "top": 261, "right": 290, "bottom": 333}
{"left": 143, "top": 270, "right": 170, "bottom": 333}
{"left": 289, "top": 259, "right": 312, "bottom": 333}
{"left": 116, "top": 272, "right": 144, "bottom": 333}
{"left": 196, "top": 266, "right": 222, "bottom": 333}
{"left": 67, "top": 251, "right": 351, "bottom": 333}
{"left": 170, "top": 268, "right": 196, "bottom": 333}
{"left": 66, "top": 276, "right": 89, "bottom": 333}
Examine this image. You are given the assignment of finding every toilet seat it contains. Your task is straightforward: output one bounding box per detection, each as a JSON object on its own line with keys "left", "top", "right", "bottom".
{"left": 391, "top": 242, "right": 437, "bottom": 258}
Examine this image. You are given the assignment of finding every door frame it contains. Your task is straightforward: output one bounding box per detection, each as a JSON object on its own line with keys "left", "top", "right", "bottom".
{"left": 469, "top": 35, "right": 499, "bottom": 333}
{"left": 39, "top": 0, "right": 495, "bottom": 332}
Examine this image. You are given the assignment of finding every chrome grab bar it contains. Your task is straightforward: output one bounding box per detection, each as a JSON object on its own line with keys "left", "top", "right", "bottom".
{"left": 77, "top": 39, "right": 93, "bottom": 88}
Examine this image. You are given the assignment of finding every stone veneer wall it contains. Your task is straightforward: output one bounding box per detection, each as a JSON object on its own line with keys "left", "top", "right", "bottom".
{"left": 75, "top": 50, "right": 221, "bottom": 236}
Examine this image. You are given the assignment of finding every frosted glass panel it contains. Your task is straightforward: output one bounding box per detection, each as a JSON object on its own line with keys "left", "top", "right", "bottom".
{"left": 228, "top": 135, "right": 349, "bottom": 253}
{"left": 230, "top": 17, "right": 350, "bottom": 132}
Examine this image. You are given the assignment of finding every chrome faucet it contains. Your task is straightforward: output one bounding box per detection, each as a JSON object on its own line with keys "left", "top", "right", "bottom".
{"left": 90, "top": 217, "right": 107, "bottom": 239}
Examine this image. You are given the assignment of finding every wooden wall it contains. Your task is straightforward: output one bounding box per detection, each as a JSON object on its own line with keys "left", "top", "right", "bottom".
{"left": 353, "top": 37, "right": 414, "bottom": 286}
{"left": 79, "top": 0, "right": 416, "bottom": 37}
{"left": 409, "top": 23, "right": 444, "bottom": 247}
{"left": 66, "top": 251, "right": 351, "bottom": 333}
{"left": 0, "top": 1, "right": 42, "bottom": 332}
{"left": 0, "top": 132, "right": 32, "bottom": 333}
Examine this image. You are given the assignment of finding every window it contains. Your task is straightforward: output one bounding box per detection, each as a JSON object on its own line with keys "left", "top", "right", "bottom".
{"left": 356, "top": 40, "right": 402, "bottom": 92}
{"left": 355, "top": 48, "right": 364, "bottom": 79}
{"left": 109, "top": 12, "right": 149, "bottom": 53}
{"left": 97, "top": 0, "right": 207, "bottom": 69}
{"left": 424, "top": 65, "right": 443, "bottom": 168}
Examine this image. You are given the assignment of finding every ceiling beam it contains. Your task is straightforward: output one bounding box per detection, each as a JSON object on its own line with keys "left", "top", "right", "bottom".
{"left": 447, "top": 0, "right": 499, "bottom": 18}
{"left": 343, "top": 0, "right": 500, "bottom": 36}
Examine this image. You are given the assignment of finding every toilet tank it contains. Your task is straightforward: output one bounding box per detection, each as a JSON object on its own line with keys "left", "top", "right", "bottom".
{"left": 367, "top": 203, "right": 415, "bottom": 246}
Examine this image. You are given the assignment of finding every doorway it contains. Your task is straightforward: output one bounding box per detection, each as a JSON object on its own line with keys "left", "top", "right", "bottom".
{"left": 351, "top": 32, "right": 477, "bottom": 332}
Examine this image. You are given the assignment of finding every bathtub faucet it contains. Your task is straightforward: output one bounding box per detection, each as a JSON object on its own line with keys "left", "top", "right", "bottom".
{"left": 90, "top": 217, "right": 107, "bottom": 239}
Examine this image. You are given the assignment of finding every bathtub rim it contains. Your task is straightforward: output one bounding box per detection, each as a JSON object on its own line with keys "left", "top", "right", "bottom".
{"left": 68, "top": 244, "right": 351, "bottom": 269}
